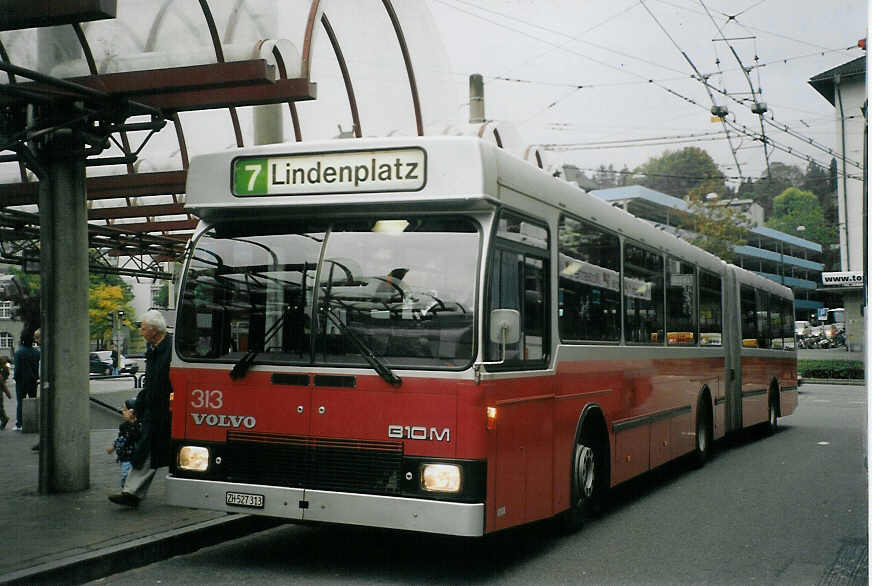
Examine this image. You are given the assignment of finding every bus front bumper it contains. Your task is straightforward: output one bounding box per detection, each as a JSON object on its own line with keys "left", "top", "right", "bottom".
{"left": 166, "top": 476, "right": 485, "bottom": 537}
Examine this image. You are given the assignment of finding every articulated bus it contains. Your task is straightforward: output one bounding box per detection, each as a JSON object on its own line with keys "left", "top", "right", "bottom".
{"left": 166, "top": 136, "right": 798, "bottom": 536}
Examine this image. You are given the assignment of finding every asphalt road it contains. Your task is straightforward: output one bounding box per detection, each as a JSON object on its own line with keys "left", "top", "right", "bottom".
{"left": 91, "top": 383, "right": 867, "bottom": 586}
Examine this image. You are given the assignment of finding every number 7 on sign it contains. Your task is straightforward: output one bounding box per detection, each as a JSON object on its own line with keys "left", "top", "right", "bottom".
{"left": 245, "top": 165, "right": 261, "bottom": 191}
{"left": 233, "top": 158, "right": 267, "bottom": 195}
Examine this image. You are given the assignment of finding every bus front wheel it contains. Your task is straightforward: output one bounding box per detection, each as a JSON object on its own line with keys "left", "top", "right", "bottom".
{"left": 562, "top": 437, "right": 605, "bottom": 532}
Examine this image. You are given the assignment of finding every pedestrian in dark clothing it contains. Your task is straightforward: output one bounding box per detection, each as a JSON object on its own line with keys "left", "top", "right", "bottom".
{"left": 109, "top": 310, "right": 172, "bottom": 507}
{"left": 13, "top": 330, "right": 39, "bottom": 431}
{"left": 0, "top": 356, "right": 11, "bottom": 430}
{"left": 107, "top": 402, "right": 141, "bottom": 488}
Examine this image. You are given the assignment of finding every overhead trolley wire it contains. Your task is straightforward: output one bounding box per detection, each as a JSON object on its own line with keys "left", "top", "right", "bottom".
{"left": 650, "top": 0, "right": 842, "bottom": 52}
{"left": 697, "top": 0, "right": 771, "bottom": 177}
{"left": 639, "top": 0, "right": 745, "bottom": 180}
{"left": 481, "top": 44, "right": 855, "bottom": 91}
{"left": 434, "top": 0, "right": 857, "bottom": 181}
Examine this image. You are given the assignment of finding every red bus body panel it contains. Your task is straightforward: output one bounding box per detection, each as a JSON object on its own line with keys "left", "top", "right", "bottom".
{"left": 171, "top": 348, "right": 796, "bottom": 535}
{"left": 170, "top": 367, "right": 487, "bottom": 460}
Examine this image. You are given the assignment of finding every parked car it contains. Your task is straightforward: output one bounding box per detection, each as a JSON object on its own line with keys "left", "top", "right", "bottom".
{"left": 92, "top": 350, "right": 139, "bottom": 374}
{"left": 89, "top": 352, "right": 111, "bottom": 375}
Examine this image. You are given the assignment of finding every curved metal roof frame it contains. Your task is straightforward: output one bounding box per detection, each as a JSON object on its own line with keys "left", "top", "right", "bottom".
{"left": 0, "top": 0, "right": 430, "bottom": 277}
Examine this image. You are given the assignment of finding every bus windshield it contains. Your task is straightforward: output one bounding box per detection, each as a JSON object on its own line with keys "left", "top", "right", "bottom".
{"left": 176, "top": 216, "right": 479, "bottom": 370}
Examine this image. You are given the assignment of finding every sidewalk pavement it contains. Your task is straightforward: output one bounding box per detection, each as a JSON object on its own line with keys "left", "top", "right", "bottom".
{"left": 0, "top": 378, "right": 277, "bottom": 585}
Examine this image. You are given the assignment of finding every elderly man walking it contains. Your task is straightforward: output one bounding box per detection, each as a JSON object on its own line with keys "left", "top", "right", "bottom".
{"left": 109, "top": 310, "right": 172, "bottom": 507}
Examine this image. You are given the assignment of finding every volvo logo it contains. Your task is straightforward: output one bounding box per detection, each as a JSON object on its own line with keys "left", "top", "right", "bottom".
{"left": 191, "top": 413, "right": 256, "bottom": 429}
{"left": 388, "top": 425, "right": 450, "bottom": 442}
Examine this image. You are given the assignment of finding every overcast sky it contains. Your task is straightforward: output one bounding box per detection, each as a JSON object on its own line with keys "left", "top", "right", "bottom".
{"left": 427, "top": 0, "right": 867, "bottom": 188}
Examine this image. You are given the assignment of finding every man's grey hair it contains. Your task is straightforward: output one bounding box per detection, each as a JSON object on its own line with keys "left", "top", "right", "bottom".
{"left": 140, "top": 309, "right": 167, "bottom": 333}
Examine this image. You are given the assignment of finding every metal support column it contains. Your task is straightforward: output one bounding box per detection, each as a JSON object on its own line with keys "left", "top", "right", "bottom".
{"left": 37, "top": 128, "right": 90, "bottom": 493}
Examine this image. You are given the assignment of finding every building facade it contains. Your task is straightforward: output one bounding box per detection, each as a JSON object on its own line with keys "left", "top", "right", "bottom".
{"left": 0, "top": 274, "right": 26, "bottom": 357}
{"left": 809, "top": 54, "right": 866, "bottom": 350}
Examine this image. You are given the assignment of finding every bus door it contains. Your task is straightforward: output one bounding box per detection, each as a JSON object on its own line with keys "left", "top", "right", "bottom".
{"left": 485, "top": 211, "right": 553, "bottom": 529}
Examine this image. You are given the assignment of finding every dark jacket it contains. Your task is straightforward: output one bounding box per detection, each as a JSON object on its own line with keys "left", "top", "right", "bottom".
{"left": 113, "top": 420, "right": 142, "bottom": 463}
{"left": 13, "top": 345, "right": 40, "bottom": 393}
{"left": 131, "top": 335, "right": 173, "bottom": 469}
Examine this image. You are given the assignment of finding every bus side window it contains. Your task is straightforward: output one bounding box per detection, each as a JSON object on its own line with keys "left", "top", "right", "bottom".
{"left": 782, "top": 297, "right": 795, "bottom": 350}
{"left": 768, "top": 293, "right": 782, "bottom": 349}
{"left": 698, "top": 270, "right": 722, "bottom": 346}
{"left": 666, "top": 258, "right": 696, "bottom": 345}
{"left": 557, "top": 216, "right": 620, "bottom": 342}
{"left": 488, "top": 212, "right": 549, "bottom": 365}
{"left": 488, "top": 248, "right": 549, "bottom": 363}
{"left": 756, "top": 290, "right": 771, "bottom": 348}
{"left": 623, "top": 243, "right": 664, "bottom": 344}
{"left": 489, "top": 249, "right": 522, "bottom": 362}
{"left": 740, "top": 285, "right": 757, "bottom": 347}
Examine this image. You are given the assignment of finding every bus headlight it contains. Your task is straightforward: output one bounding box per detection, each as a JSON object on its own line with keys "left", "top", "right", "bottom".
{"left": 178, "top": 446, "right": 210, "bottom": 472}
{"left": 421, "top": 463, "right": 461, "bottom": 492}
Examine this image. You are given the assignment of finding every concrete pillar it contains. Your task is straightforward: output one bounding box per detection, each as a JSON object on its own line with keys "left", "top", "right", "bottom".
{"left": 37, "top": 129, "right": 90, "bottom": 493}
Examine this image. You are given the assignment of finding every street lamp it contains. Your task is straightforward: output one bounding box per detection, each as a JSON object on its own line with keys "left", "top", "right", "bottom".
{"left": 113, "top": 309, "right": 124, "bottom": 374}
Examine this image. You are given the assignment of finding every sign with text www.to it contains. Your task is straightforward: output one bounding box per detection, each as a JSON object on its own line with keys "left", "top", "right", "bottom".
{"left": 232, "top": 148, "right": 426, "bottom": 196}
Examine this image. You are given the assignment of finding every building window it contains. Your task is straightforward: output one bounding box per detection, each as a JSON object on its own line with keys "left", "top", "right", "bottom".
{"left": 0, "top": 301, "right": 12, "bottom": 319}
{"left": 0, "top": 332, "right": 13, "bottom": 350}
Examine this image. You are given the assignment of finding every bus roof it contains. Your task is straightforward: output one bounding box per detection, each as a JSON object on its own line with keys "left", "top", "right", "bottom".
{"left": 185, "top": 135, "right": 791, "bottom": 300}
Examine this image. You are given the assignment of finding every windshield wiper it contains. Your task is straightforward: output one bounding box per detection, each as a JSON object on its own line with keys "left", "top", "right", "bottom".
{"left": 322, "top": 305, "right": 402, "bottom": 387}
{"left": 230, "top": 303, "right": 293, "bottom": 380}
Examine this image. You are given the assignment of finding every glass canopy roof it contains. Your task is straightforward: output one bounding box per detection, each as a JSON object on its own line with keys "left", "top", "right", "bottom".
{"left": 0, "top": 0, "right": 462, "bottom": 261}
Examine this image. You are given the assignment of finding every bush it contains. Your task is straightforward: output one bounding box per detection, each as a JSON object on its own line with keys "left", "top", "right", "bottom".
{"left": 798, "top": 359, "right": 864, "bottom": 380}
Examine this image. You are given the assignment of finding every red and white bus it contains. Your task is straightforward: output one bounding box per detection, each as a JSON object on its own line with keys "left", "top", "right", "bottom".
{"left": 166, "top": 136, "right": 798, "bottom": 536}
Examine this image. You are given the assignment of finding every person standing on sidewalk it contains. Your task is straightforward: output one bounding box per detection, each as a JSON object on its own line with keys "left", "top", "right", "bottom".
{"left": 109, "top": 310, "right": 172, "bottom": 507}
{"left": 13, "top": 330, "right": 39, "bottom": 431}
{"left": 0, "top": 356, "right": 11, "bottom": 430}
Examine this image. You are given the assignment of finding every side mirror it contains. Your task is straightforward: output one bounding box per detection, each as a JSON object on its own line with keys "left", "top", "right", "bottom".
{"left": 490, "top": 309, "right": 520, "bottom": 344}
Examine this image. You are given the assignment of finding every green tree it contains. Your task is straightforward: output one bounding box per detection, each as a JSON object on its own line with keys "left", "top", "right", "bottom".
{"left": 800, "top": 160, "right": 839, "bottom": 230}
{"left": 746, "top": 162, "right": 804, "bottom": 219}
{"left": 632, "top": 147, "right": 725, "bottom": 198}
{"left": 765, "top": 187, "right": 836, "bottom": 253}
{"left": 154, "top": 282, "right": 170, "bottom": 308}
{"left": 89, "top": 283, "right": 137, "bottom": 349}
{"left": 594, "top": 164, "right": 618, "bottom": 189}
{"left": 685, "top": 180, "right": 750, "bottom": 263}
{"left": 88, "top": 267, "right": 137, "bottom": 345}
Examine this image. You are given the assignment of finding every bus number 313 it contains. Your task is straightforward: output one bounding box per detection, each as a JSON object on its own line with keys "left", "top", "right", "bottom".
{"left": 190, "top": 389, "right": 223, "bottom": 410}
{"left": 388, "top": 425, "right": 450, "bottom": 442}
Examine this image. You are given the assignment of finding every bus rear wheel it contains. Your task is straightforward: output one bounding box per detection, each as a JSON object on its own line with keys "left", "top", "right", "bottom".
{"left": 766, "top": 391, "right": 779, "bottom": 434}
{"left": 691, "top": 398, "right": 712, "bottom": 468}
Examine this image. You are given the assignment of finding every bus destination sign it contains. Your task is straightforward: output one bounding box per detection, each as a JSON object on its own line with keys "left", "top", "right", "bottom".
{"left": 233, "top": 148, "right": 426, "bottom": 196}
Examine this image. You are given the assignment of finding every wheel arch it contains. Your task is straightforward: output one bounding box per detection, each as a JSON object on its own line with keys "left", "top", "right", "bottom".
{"left": 571, "top": 403, "right": 610, "bottom": 484}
